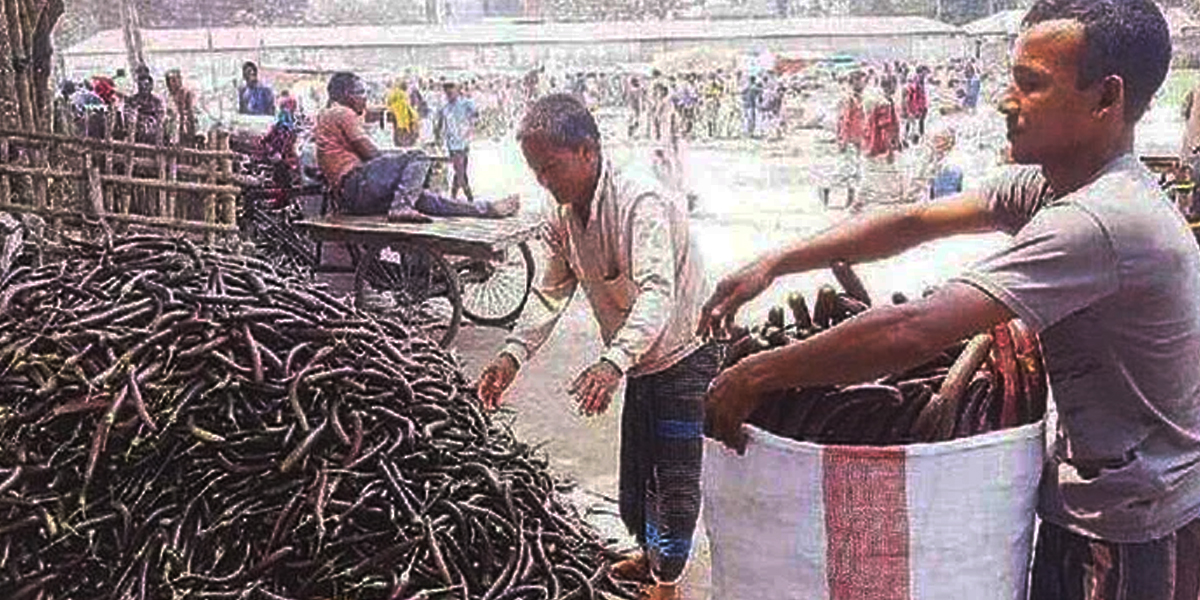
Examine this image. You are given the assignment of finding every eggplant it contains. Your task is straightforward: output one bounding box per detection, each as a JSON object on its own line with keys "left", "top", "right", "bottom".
{"left": 887, "top": 383, "right": 934, "bottom": 444}
{"left": 777, "top": 387, "right": 835, "bottom": 440}
{"left": 786, "top": 292, "right": 813, "bottom": 330}
{"left": 913, "top": 333, "right": 993, "bottom": 442}
{"left": 990, "top": 323, "right": 1022, "bottom": 428}
{"left": 831, "top": 260, "right": 872, "bottom": 306}
{"left": 767, "top": 306, "right": 786, "bottom": 329}
{"left": 812, "top": 285, "right": 839, "bottom": 330}
{"left": 834, "top": 293, "right": 869, "bottom": 323}
{"left": 763, "top": 326, "right": 789, "bottom": 348}
{"left": 1009, "top": 319, "right": 1047, "bottom": 424}
{"left": 954, "top": 374, "right": 993, "bottom": 437}
{"left": 722, "top": 334, "right": 769, "bottom": 369}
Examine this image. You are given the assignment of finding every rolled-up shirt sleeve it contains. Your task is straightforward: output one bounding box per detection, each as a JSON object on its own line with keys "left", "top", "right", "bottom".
{"left": 502, "top": 221, "right": 578, "bottom": 367}
{"left": 600, "top": 195, "right": 677, "bottom": 374}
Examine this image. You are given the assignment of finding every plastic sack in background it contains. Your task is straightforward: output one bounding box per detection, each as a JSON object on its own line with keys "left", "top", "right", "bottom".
{"left": 702, "top": 421, "right": 1045, "bottom": 600}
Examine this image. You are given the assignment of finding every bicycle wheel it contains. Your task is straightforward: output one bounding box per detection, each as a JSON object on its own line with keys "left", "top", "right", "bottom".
{"left": 354, "top": 243, "right": 462, "bottom": 348}
{"left": 459, "top": 241, "right": 534, "bottom": 327}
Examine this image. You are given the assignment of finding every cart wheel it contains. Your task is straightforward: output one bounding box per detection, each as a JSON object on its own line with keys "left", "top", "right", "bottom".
{"left": 354, "top": 243, "right": 462, "bottom": 348}
{"left": 459, "top": 241, "right": 535, "bottom": 327}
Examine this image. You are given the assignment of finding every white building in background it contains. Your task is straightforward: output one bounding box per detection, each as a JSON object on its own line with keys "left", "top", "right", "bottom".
{"left": 961, "top": 8, "right": 1022, "bottom": 66}
{"left": 62, "top": 16, "right": 967, "bottom": 88}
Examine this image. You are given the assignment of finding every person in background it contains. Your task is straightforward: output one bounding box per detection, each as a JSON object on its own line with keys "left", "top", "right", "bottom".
{"left": 865, "top": 75, "right": 901, "bottom": 163}
{"left": 1164, "top": 162, "right": 1197, "bottom": 219}
{"left": 962, "top": 63, "right": 981, "bottom": 113}
{"left": 387, "top": 79, "right": 419, "bottom": 148}
{"left": 741, "top": 74, "right": 761, "bottom": 138}
{"left": 904, "top": 65, "right": 930, "bottom": 145}
{"left": 54, "top": 81, "right": 78, "bottom": 135}
{"left": 702, "top": 2, "right": 1200, "bottom": 598}
{"left": 434, "top": 81, "right": 478, "bottom": 201}
{"left": 927, "top": 129, "right": 965, "bottom": 200}
{"left": 260, "top": 94, "right": 301, "bottom": 187}
{"left": 703, "top": 71, "right": 724, "bottom": 139}
{"left": 124, "top": 71, "right": 165, "bottom": 144}
{"left": 239, "top": 61, "right": 276, "bottom": 116}
{"left": 833, "top": 70, "right": 868, "bottom": 208}
{"left": 627, "top": 76, "right": 646, "bottom": 139}
{"left": 314, "top": 72, "right": 517, "bottom": 223}
{"left": 478, "top": 93, "right": 716, "bottom": 600}
{"left": 164, "top": 68, "right": 198, "bottom": 145}
{"left": 69, "top": 80, "right": 106, "bottom": 138}
{"left": 91, "top": 74, "right": 119, "bottom": 108}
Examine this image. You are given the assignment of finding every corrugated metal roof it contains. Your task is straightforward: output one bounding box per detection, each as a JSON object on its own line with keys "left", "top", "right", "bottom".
{"left": 64, "top": 17, "right": 964, "bottom": 56}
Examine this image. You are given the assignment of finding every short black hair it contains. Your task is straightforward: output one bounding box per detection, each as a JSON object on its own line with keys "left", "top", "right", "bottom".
{"left": 1022, "top": 0, "right": 1170, "bottom": 122}
{"left": 243, "top": 61, "right": 258, "bottom": 74}
{"left": 516, "top": 93, "right": 600, "bottom": 151}
{"left": 327, "top": 72, "right": 361, "bottom": 107}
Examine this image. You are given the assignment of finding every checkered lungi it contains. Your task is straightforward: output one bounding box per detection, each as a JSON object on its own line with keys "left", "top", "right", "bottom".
{"left": 618, "top": 343, "right": 720, "bottom": 584}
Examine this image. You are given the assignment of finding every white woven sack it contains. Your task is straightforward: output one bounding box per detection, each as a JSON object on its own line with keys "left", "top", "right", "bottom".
{"left": 702, "top": 421, "right": 1045, "bottom": 600}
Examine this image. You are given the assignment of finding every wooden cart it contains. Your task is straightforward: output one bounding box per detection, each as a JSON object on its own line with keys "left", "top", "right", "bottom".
{"left": 295, "top": 214, "right": 541, "bottom": 348}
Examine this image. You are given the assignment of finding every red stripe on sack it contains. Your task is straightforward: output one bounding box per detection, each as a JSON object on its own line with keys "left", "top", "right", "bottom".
{"left": 824, "top": 445, "right": 910, "bottom": 600}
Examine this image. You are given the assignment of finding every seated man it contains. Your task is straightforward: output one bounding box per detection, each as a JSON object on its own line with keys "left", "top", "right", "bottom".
{"left": 315, "top": 72, "right": 518, "bottom": 224}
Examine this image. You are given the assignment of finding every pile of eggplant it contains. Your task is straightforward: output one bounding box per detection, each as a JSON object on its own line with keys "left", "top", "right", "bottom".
{"left": 724, "top": 261, "right": 1047, "bottom": 446}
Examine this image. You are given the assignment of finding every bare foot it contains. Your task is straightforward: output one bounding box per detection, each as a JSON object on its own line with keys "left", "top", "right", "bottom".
{"left": 486, "top": 194, "right": 520, "bottom": 218}
{"left": 387, "top": 207, "right": 433, "bottom": 224}
{"left": 640, "top": 583, "right": 680, "bottom": 600}
{"left": 611, "top": 550, "right": 651, "bottom": 582}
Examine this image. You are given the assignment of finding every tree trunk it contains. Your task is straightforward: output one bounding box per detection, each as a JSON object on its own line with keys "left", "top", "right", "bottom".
{"left": 32, "top": 0, "right": 65, "bottom": 132}
{"left": 119, "top": 0, "right": 144, "bottom": 74}
{"left": 0, "top": 0, "right": 17, "bottom": 130}
{"left": 5, "top": 0, "right": 34, "bottom": 130}
{"left": 0, "top": 0, "right": 66, "bottom": 132}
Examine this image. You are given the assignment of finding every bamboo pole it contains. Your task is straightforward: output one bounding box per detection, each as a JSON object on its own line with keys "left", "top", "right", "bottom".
{"left": 0, "top": 137, "right": 9, "bottom": 204}
{"left": 167, "top": 150, "right": 178, "bottom": 221}
{"left": 0, "top": 165, "right": 241, "bottom": 195}
{"left": 0, "top": 201, "right": 238, "bottom": 233}
{"left": 155, "top": 126, "right": 166, "bottom": 218}
{"left": 120, "top": 111, "right": 135, "bottom": 216}
{"left": 203, "top": 131, "right": 218, "bottom": 245}
{"left": 0, "top": 128, "right": 242, "bottom": 159}
{"left": 103, "top": 111, "right": 114, "bottom": 214}
{"left": 217, "top": 131, "right": 236, "bottom": 243}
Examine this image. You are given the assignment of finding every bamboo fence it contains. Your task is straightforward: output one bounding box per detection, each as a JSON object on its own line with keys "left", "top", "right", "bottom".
{"left": 0, "top": 113, "right": 247, "bottom": 243}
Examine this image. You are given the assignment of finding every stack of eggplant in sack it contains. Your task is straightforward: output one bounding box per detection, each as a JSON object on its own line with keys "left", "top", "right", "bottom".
{"left": 725, "top": 261, "right": 1048, "bottom": 446}
{"left": 0, "top": 232, "right": 635, "bottom": 600}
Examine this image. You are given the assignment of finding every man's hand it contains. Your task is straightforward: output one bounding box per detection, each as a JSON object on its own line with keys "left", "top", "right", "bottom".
{"left": 697, "top": 260, "right": 775, "bottom": 340}
{"left": 569, "top": 360, "right": 623, "bottom": 417}
{"left": 477, "top": 354, "right": 519, "bottom": 411}
{"left": 703, "top": 364, "right": 762, "bottom": 454}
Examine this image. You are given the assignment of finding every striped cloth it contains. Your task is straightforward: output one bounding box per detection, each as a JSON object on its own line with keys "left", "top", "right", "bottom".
{"left": 1031, "top": 518, "right": 1200, "bottom": 600}
{"left": 619, "top": 343, "right": 719, "bottom": 584}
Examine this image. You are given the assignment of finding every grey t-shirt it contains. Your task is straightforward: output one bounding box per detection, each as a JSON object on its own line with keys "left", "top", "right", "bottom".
{"left": 953, "top": 154, "right": 1200, "bottom": 543}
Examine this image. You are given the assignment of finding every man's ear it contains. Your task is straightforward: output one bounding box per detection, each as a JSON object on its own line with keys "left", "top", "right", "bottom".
{"left": 1095, "top": 74, "right": 1125, "bottom": 119}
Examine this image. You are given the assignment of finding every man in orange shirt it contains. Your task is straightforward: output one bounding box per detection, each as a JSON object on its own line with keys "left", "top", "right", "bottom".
{"left": 314, "top": 72, "right": 517, "bottom": 223}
